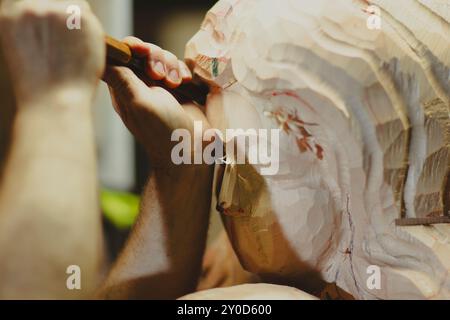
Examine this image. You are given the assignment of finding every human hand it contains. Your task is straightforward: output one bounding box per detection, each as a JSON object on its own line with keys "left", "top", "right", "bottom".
{"left": 0, "top": 0, "right": 105, "bottom": 107}
{"left": 103, "top": 36, "right": 210, "bottom": 169}
{"left": 197, "top": 231, "right": 257, "bottom": 291}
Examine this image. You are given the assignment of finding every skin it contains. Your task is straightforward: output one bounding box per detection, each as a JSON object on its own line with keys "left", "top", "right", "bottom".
{"left": 98, "top": 37, "right": 215, "bottom": 299}
{"left": 0, "top": 0, "right": 275, "bottom": 299}
{"left": 0, "top": 0, "right": 105, "bottom": 298}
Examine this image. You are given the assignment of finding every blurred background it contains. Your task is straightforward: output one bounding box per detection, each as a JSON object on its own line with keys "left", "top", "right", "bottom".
{"left": 90, "top": 0, "right": 216, "bottom": 194}
{"left": 0, "top": 0, "right": 219, "bottom": 261}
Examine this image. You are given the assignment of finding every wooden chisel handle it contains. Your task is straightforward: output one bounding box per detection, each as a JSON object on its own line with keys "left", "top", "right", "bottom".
{"left": 105, "top": 35, "right": 209, "bottom": 106}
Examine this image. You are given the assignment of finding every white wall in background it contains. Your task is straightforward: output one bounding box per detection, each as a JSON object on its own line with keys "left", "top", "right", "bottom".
{"left": 89, "top": 0, "right": 135, "bottom": 191}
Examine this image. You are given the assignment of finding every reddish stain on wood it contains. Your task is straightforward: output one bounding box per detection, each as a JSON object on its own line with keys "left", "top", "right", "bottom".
{"left": 265, "top": 104, "right": 324, "bottom": 161}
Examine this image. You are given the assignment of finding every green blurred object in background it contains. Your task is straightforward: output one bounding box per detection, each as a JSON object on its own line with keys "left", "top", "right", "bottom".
{"left": 101, "top": 189, "right": 140, "bottom": 230}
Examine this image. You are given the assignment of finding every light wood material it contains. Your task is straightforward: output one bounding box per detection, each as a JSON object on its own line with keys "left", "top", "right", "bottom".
{"left": 186, "top": 0, "right": 450, "bottom": 300}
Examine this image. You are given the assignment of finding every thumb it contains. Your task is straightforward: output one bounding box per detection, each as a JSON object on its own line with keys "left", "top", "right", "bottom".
{"left": 103, "top": 65, "right": 188, "bottom": 134}
{"left": 103, "top": 65, "right": 147, "bottom": 118}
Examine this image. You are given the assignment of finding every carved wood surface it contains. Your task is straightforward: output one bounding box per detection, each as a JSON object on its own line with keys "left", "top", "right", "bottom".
{"left": 185, "top": 0, "right": 450, "bottom": 299}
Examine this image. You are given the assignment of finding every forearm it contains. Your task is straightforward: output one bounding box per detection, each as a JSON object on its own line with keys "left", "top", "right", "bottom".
{"left": 0, "top": 89, "right": 102, "bottom": 299}
{"left": 100, "top": 163, "right": 214, "bottom": 299}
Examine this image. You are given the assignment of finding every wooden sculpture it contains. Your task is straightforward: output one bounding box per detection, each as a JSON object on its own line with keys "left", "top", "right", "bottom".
{"left": 185, "top": 0, "right": 450, "bottom": 299}
{"left": 182, "top": 283, "right": 317, "bottom": 300}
